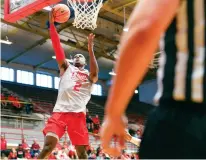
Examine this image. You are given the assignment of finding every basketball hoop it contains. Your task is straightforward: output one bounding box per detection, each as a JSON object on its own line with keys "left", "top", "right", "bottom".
{"left": 67, "top": 0, "right": 103, "bottom": 30}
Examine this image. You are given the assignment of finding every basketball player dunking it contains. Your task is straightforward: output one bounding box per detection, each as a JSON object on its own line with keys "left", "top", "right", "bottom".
{"left": 38, "top": 10, "right": 99, "bottom": 159}
{"left": 101, "top": 0, "right": 206, "bottom": 158}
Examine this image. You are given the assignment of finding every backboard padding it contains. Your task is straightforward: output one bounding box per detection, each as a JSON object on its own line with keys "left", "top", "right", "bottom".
{"left": 4, "top": 0, "right": 61, "bottom": 22}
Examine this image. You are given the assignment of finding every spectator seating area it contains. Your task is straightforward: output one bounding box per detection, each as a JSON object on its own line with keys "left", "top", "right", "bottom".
{"left": 0, "top": 81, "right": 156, "bottom": 159}
{"left": 1, "top": 81, "right": 105, "bottom": 134}
{"left": 1, "top": 87, "right": 48, "bottom": 123}
{"left": 1, "top": 82, "right": 106, "bottom": 120}
{"left": 1, "top": 118, "right": 138, "bottom": 159}
{"left": 1, "top": 133, "right": 139, "bottom": 159}
{"left": 1, "top": 87, "right": 26, "bottom": 112}
{"left": 1, "top": 134, "right": 41, "bottom": 159}
{"left": 1, "top": 81, "right": 153, "bottom": 135}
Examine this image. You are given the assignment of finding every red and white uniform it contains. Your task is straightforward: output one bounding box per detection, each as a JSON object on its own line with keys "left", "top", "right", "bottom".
{"left": 54, "top": 64, "right": 92, "bottom": 113}
{"left": 43, "top": 24, "right": 92, "bottom": 146}
{"left": 43, "top": 65, "right": 92, "bottom": 145}
{"left": 43, "top": 66, "right": 92, "bottom": 145}
{"left": 43, "top": 65, "right": 91, "bottom": 145}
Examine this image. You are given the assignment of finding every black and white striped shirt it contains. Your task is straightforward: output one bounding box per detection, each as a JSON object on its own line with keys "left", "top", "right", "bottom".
{"left": 154, "top": 0, "right": 206, "bottom": 104}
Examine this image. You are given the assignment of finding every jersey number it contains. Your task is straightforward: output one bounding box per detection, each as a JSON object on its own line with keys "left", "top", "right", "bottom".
{"left": 73, "top": 82, "right": 82, "bottom": 91}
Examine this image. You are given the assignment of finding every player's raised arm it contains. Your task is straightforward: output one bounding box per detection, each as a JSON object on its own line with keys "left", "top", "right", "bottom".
{"left": 88, "top": 33, "right": 99, "bottom": 83}
{"left": 49, "top": 10, "right": 68, "bottom": 71}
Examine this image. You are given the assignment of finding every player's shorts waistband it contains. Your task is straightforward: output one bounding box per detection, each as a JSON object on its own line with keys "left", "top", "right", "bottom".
{"left": 159, "top": 99, "right": 206, "bottom": 112}
{"left": 53, "top": 111, "right": 85, "bottom": 114}
{"left": 53, "top": 112, "right": 85, "bottom": 115}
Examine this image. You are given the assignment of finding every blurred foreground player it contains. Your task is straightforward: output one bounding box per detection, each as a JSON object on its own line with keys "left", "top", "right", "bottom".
{"left": 38, "top": 10, "right": 99, "bottom": 159}
{"left": 102, "top": 119, "right": 141, "bottom": 149}
{"left": 101, "top": 0, "right": 206, "bottom": 158}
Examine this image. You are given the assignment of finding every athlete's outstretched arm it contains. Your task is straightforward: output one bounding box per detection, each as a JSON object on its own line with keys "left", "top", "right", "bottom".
{"left": 100, "top": 0, "right": 180, "bottom": 156}
{"left": 88, "top": 33, "right": 99, "bottom": 83}
{"left": 49, "top": 10, "right": 68, "bottom": 71}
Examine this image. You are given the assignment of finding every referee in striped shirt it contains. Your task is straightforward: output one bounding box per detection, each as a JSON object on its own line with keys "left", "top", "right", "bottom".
{"left": 100, "top": 0, "right": 206, "bottom": 158}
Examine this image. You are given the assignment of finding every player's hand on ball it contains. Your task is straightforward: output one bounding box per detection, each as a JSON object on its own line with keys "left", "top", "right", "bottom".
{"left": 100, "top": 115, "right": 127, "bottom": 157}
{"left": 49, "top": 9, "right": 55, "bottom": 23}
{"left": 88, "top": 33, "right": 95, "bottom": 51}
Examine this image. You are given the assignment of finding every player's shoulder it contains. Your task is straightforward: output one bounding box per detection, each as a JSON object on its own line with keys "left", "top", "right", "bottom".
{"left": 68, "top": 64, "right": 75, "bottom": 69}
{"left": 76, "top": 66, "right": 89, "bottom": 73}
{"left": 69, "top": 65, "right": 89, "bottom": 75}
{"left": 83, "top": 68, "right": 89, "bottom": 74}
{"left": 68, "top": 64, "right": 79, "bottom": 71}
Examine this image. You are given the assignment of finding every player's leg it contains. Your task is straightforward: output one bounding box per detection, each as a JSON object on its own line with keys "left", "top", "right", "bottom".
{"left": 139, "top": 103, "right": 189, "bottom": 158}
{"left": 67, "top": 112, "right": 89, "bottom": 159}
{"left": 139, "top": 101, "right": 206, "bottom": 159}
{"left": 138, "top": 106, "right": 169, "bottom": 158}
{"left": 38, "top": 134, "right": 58, "bottom": 159}
{"left": 75, "top": 145, "right": 88, "bottom": 159}
{"left": 38, "top": 113, "right": 67, "bottom": 159}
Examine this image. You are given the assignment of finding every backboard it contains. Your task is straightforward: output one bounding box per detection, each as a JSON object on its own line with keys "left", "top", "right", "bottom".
{"left": 4, "top": 0, "right": 61, "bottom": 22}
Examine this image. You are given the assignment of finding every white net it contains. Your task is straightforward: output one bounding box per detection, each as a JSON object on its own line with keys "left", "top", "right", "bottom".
{"left": 67, "top": 0, "right": 103, "bottom": 30}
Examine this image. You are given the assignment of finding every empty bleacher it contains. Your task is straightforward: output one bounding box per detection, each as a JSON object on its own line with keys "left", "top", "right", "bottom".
{"left": 1, "top": 81, "right": 107, "bottom": 120}
{"left": 1, "top": 81, "right": 154, "bottom": 124}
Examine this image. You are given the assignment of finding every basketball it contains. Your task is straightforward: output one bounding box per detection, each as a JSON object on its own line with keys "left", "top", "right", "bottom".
{"left": 53, "top": 4, "right": 70, "bottom": 23}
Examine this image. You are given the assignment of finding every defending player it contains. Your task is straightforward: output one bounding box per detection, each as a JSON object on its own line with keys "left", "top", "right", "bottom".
{"left": 101, "top": 0, "right": 206, "bottom": 158}
{"left": 38, "top": 9, "right": 99, "bottom": 159}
